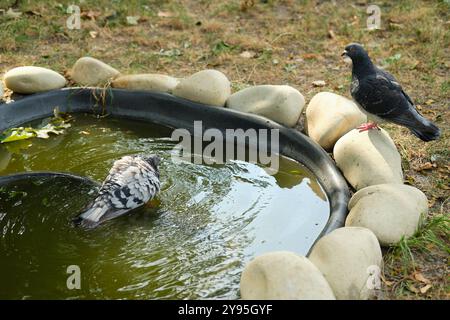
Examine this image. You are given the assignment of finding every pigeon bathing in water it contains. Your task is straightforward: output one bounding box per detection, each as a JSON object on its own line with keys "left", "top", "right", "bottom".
{"left": 342, "top": 43, "right": 440, "bottom": 141}
{"left": 74, "top": 154, "right": 161, "bottom": 228}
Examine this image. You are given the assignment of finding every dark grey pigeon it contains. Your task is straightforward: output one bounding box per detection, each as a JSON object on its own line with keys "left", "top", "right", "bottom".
{"left": 73, "top": 154, "right": 161, "bottom": 228}
{"left": 342, "top": 43, "right": 440, "bottom": 141}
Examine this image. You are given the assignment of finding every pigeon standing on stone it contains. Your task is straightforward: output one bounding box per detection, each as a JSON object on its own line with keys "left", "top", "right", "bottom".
{"left": 74, "top": 154, "right": 161, "bottom": 228}
{"left": 342, "top": 43, "right": 440, "bottom": 141}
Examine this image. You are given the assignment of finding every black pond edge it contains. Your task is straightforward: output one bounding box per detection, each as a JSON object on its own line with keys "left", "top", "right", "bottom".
{"left": 0, "top": 171, "right": 101, "bottom": 187}
{"left": 0, "top": 87, "right": 349, "bottom": 251}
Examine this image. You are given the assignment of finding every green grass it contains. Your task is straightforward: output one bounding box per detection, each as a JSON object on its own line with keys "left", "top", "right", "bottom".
{"left": 211, "top": 40, "right": 235, "bottom": 56}
{"left": 384, "top": 214, "right": 449, "bottom": 297}
{"left": 394, "top": 214, "right": 449, "bottom": 270}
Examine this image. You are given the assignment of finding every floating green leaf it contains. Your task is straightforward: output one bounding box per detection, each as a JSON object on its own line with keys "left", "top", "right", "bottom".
{"left": 0, "top": 107, "right": 72, "bottom": 145}
{"left": 1, "top": 127, "right": 36, "bottom": 143}
{"left": 34, "top": 124, "right": 65, "bottom": 139}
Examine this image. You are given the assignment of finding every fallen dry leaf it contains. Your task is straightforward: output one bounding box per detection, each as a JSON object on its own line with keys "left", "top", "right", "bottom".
{"left": 407, "top": 284, "right": 420, "bottom": 294}
{"left": 414, "top": 162, "right": 436, "bottom": 172}
{"left": 240, "top": 51, "right": 256, "bottom": 59}
{"left": 410, "top": 60, "right": 420, "bottom": 69}
{"left": 81, "top": 10, "right": 101, "bottom": 21}
{"left": 381, "top": 275, "right": 394, "bottom": 287}
{"left": 158, "top": 11, "right": 174, "bottom": 18}
{"left": 389, "top": 22, "right": 405, "bottom": 30}
{"left": 413, "top": 272, "right": 431, "bottom": 284}
{"left": 312, "top": 80, "right": 326, "bottom": 87}
{"left": 420, "top": 284, "right": 432, "bottom": 294}
{"left": 302, "top": 53, "right": 321, "bottom": 60}
{"left": 388, "top": 17, "right": 402, "bottom": 24}
{"left": 328, "top": 29, "right": 336, "bottom": 39}
{"left": 405, "top": 175, "right": 416, "bottom": 185}
{"left": 422, "top": 109, "right": 437, "bottom": 116}
{"left": 240, "top": 0, "right": 255, "bottom": 11}
{"left": 126, "top": 16, "right": 140, "bottom": 25}
{"left": 25, "top": 10, "right": 42, "bottom": 17}
{"left": 89, "top": 31, "right": 98, "bottom": 39}
{"left": 5, "top": 8, "right": 22, "bottom": 19}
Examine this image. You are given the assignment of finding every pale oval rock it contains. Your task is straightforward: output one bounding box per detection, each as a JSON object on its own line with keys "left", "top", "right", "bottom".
{"left": 333, "top": 128, "right": 403, "bottom": 190}
{"left": 112, "top": 74, "right": 179, "bottom": 93}
{"left": 240, "top": 251, "right": 335, "bottom": 300}
{"left": 70, "top": 57, "right": 120, "bottom": 86}
{"left": 172, "top": 69, "right": 230, "bottom": 107}
{"left": 308, "top": 227, "right": 382, "bottom": 300}
{"left": 346, "top": 184, "right": 428, "bottom": 246}
{"left": 306, "top": 92, "right": 367, "bottom": 150}
{"left": 4, "top": 66, "right": 66, "bottom": 94}
{"left": 226, "top": 85, "right": 305, "bottom": 127}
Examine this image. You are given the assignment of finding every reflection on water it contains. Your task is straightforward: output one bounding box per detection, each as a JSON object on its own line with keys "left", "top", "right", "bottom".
{"left": 0, "top": 113, "right": 329, "bottom": 299}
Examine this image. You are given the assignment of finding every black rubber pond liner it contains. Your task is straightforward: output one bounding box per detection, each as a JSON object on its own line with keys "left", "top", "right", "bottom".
{"left": 0, "top": 171, "right": 100, "bottom": 187}
{"left": 0, "top": 88, "right": 349, "bottom": 241}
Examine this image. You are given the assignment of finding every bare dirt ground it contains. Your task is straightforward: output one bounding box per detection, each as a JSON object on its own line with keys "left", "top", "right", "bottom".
{"left": 0, "top": 0, "right": 448, "bottom": 299}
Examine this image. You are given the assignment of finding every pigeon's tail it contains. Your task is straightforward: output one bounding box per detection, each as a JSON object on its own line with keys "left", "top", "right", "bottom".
{"left": 72, "top": 214, "right": 101, "bottom": 229}
{"left": 73, "top": 205, "right": 108, "bottom": 229}
{"left": 388, "top": 106, "right": 441, "bottom": 142}
{"left": 409, "top": 119, "right": 440, "bottom": 142}
{"left": 73, "top": 198, "right": 125, "bottom": 229}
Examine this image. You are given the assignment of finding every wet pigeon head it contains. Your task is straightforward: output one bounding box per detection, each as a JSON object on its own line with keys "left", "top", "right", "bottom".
{"left": 143, "top": 154, "right": 161, "bottom": 169}
{"left": 342, "top": 43, "right": 369, "bottom": 64}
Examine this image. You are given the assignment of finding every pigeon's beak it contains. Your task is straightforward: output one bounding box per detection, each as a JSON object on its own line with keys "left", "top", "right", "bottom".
{"left": 342, "top": 50, "right": 352, "bottom": 65}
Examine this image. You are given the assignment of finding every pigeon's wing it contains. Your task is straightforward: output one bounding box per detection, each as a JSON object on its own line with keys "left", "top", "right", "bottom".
{"left": 354, "top": 73, "right": 411, "bottom": 118}
{"left": 75, "top": 157, "right": 159, "bottom": 228}
{"left": 381, "top": 104, "right": 431, "bottom": 128}
{"left": 356, "top": 72, "right": 440, "bottom": 141}
{"left": 363, "top": 73, "right": 429, "bottom": 127}
{"left": 377, "top": 68, "right": 399, "bottom": 84}
{"left": 377, "top": 68, "right": 414, "bottom": 106}
{"left": 102, "top": 163, "right": 155, "bottom": 210}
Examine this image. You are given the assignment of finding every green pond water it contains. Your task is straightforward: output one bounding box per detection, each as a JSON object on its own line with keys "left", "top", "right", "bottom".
{"left": 0, "top": 113, "right": 329, "bottom": 299}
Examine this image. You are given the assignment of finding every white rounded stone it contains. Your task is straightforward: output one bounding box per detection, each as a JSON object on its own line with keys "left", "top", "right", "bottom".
{"left": 333, "top": 128, "right": 403, "bottom": 190}
{"left": 4, "top": 66, "right": 66, "bottom": 94}
{"left": 69, "top": 57, "right": 120, "bottom": 86}
{"left": 346, "top": 184, "right": 428, "bottom": 246}
{"left": 240, "top": 251, "right": 335, "bottom": 300}
{"left": 306, "top": 92, "right": 367, "bottom": 150}
{"left": 112, "top": 74, "right": 179, "bottom": 93}
{"left": 172, "top": 69, "right": 230, "bottom": 107}
{"left": 308, "top": 227, "right": 383, "bottom": 300}
{"left": 226, "top": 85, "right": 305, "bottom": 127}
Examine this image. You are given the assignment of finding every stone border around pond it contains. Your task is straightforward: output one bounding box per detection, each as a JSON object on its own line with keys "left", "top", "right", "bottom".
{"left": 0, "top": 57, "right": 430, "bottom": 300}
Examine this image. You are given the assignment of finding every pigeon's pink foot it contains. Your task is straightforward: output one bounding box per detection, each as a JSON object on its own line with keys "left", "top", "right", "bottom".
{"left": 357, "top": 122, "right": 380, "bottom": 132}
